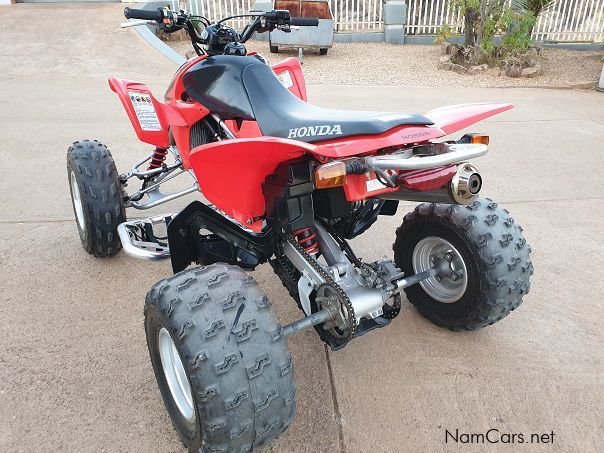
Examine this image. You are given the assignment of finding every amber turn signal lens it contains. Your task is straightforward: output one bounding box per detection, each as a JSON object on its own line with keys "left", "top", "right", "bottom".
{"left": 470, "top": 134, "right": 490, "bottom": 145}
{"left": 314, "top": 161, "right": 347, "bottom": 189}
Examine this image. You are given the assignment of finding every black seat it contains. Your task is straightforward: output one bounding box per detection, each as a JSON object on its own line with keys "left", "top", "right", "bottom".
{"left": 242, "top": 63, "right": 434, "bottom": 143}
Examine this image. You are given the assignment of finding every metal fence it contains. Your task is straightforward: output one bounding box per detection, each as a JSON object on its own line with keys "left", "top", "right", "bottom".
{"left": 171, "top": 0, "right": 604, "bottom": 42}
{"left": 405, "top": 0, "right": 604, "bottom": 42}
{"left": 330, "top": 0, "right": 384, "bottom": 31}
{"left": 169, "top": 0, "right": 383, "bottom": 30}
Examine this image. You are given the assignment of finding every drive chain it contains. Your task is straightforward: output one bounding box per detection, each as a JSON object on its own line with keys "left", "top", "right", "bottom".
{"left": 283, "top": 234, "right": 357, "bottom": 345}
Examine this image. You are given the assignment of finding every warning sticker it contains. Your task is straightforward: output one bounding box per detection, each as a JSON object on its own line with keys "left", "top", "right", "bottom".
{"left": 128, "top": 91, "right": 162, "bottom": 132}
{"left": 276, "top": 70, "right": 294, "bottom": 89}
{"left": 366, "top": 177, "right": 386, "bottom": 193}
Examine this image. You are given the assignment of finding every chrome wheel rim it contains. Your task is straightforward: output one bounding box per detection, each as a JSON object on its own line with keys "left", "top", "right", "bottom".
{"left": 158, "top": 328, "right": 195, "bottom": 422}
{"left": 70, "top": 171, "right": 85, "bottom": 231}
{"left": 412, "top": 236, "right": 468, "bottom": 303}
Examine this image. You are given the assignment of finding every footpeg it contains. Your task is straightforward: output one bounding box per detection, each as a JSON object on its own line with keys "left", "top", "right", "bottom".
{"left": 117, "top": 213, "right": 174, "bottom": 260}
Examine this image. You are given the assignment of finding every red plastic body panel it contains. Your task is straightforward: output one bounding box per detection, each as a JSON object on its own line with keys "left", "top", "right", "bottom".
{"left": 112, "top": 55, "right": 308, "bottom": 168}
{"left": 164, "top": 55, "right": 207, "bottom": 102}
{"left": 168, "top": 100, "right": 212, "bottom": 169}
{"left": 189, "top": 137, "right": 317, "bottom": 231}
{"left": 270, "top": 57, "right": 308, "bottom": 101}
{"left": 344, "top": 172, "right": 398, "bottom": 201}
{"left": 423, "top": 103, "right": 514, "bottom": 135}
{"left": 310, "top": 125, "right": 446, "bottom": 160}
{"left": 109, "top": 77, "right": 186, "bottom": 148}
{"left": 113, "top": 51, "right": 513, "bottom": 225}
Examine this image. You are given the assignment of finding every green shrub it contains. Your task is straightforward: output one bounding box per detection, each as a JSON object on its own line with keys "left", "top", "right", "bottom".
{"left": 441, "top": 0, "right": 539, "bottom": 69}
{"left": 434, "top": 25, "right": 459, "bottom": 44}
{"left": 500, "top": 9, "right": 536, "bottom": 55}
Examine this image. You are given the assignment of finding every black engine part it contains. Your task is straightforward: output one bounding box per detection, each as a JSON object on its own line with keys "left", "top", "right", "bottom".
{"left": 263, "top": 160, "right": 314, "bottom": 234}
{"left": 314, "top": 188, "right": 399, "bottom": 239}
{"left": 312, "top": 187, "right": 354, "bottom": 220}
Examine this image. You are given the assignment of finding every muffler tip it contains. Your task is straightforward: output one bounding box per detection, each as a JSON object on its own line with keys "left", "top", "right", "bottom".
{"left": 451, "top": 163, "right": 482, "bottom": 204}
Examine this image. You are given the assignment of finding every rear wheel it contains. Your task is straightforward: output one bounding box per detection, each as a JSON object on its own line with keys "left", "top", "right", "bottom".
{"left": 66, "top": 140, "right": 125, "bottom": 257}
{"left": 319, "top": 48, "right": 328, "bottom": 55}
{"left": 145, "top": 264, "right": 296, "bottom": 452}
{"left": 394, "top": 199, "right": 533, "bottom": 330}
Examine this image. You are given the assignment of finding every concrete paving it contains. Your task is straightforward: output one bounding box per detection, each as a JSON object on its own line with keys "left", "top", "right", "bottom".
{"left": 1, "top": 3, "right": 602, "bottom": 453}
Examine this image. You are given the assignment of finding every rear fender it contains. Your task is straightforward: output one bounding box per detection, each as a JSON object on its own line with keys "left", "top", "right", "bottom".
{"left": 423, "top": 103, "right": 514, "bottom": 135}
{"left": 311, "top": 125, "right": 446, "bottom": 160}
{"left": 189, "top": 137, "right": 316, "bottom": 231}
{"left": 314, "top": 103, "right": 513, "bottom": 201}
{"left": 311, "top": 103, "right": 513, "bottom": 160}
{"left": 108, "top": 77, "right": 185, "bottom": 148}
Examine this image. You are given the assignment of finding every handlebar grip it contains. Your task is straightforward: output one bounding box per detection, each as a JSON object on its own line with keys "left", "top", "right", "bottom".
{"left": 290, "top": 17, "right": 319, "bottom": 26}
{"left": 124, "top": 7, "right": 164, "bottom": 22}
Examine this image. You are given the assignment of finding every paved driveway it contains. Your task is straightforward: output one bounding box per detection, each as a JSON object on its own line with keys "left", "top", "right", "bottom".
{"left": 1, "top": 3, "right": 602, "bottom": 453}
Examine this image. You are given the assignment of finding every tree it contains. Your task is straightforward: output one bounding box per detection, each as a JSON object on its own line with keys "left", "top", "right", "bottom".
{"left": 454, "top": 0, "right": 506, "bottom": 47}
{"left": 453, "top": 0, "right": 480, "bottom": 47}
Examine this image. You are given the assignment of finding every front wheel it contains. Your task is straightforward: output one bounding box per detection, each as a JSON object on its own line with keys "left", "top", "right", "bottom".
{"left": 66, "top": 140, "right": 125, "bottom": 257}
{"left": 145, "top": 264, "right": 296, "bottom": 452}
{"left": 393, "top": 198, "right": 533, "bottom": 330}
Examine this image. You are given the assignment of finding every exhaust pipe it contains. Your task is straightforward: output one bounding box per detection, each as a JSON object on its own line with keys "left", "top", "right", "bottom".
{"left": 450, "top": 163, "right": 482, "bottom": 203}
{"left": 374, "top": 162, "right": 482, "bottom": 205}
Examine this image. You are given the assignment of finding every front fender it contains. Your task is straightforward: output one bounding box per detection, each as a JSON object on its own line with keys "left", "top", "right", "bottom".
{"left": 189, "top": 137, "right": 316, "bottom": 232}
{"left": 108, "top": 77, "right": 185, "bottom": 148}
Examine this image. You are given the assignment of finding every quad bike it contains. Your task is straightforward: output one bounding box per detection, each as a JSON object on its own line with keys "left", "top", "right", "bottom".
{"left": 66, "top": 6, "right": 534, "bottom": 452}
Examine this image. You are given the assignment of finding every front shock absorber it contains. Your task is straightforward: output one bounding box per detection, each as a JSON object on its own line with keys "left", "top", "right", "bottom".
{"left": 148, "top": 147, "right": 168, "bottom": 170}
{"left": 293, "top": 227, "right": 319, "bottom": 256}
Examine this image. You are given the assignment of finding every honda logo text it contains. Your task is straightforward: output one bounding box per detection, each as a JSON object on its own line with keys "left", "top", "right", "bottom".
{"left": 288, "top": 124, "right": 343, "bottom": 139}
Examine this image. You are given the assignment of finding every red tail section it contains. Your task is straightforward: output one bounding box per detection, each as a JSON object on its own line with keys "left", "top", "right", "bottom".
{"left": 424, "top": 103, "right": 514, "bottom": 135}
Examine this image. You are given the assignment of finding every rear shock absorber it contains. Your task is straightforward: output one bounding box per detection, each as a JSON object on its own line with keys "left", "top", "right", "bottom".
{"left": 292, "top": 227, "right": 319, "bottom": 256}
{"left": 148, "top": 148, "right": 168, "bottom": 170}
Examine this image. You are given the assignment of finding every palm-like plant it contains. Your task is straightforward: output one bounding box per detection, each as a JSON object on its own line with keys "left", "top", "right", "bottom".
{"left": 514, "top": 0, "right": 557, "bottom": 36}
{"left": 515, "top": 0, "right": 556, "bottom": 15}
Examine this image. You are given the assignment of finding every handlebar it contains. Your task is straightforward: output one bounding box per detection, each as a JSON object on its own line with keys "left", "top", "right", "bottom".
{"left": 123, "top": 7, "right": 164, "bottom": 22}
{"left": 290, "top": 17, "right": 319, "bottom": 27}
{"left": 122, "top": 7, "right": 319, "bottom": 55}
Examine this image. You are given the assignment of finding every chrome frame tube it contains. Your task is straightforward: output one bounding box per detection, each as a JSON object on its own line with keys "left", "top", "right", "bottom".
{"left": 117, "top": 213, "right": 174, "bottom": 260}
{"left": 130, "top": 183, "right": 199, "bottom": 210}
{"left": 365, "top": 143, "right": 488, "bottom": 171}
{"left": 210, "top": 113, "right": 236, "bottom": 139}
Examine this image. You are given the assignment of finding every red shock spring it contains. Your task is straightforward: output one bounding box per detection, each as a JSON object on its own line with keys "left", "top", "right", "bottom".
{"left": 148, "top": 148, "right": 168, "bottom": 170}
{"left": 293, "top": 227, "right": 319, "bottom": 256}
